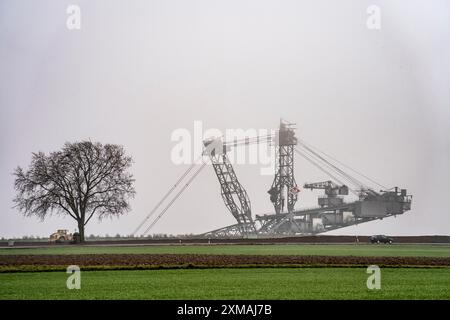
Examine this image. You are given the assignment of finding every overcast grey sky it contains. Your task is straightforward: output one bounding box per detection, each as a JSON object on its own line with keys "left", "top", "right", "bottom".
{"left": 1, "top": 0, "right": 449, "bottom": 238}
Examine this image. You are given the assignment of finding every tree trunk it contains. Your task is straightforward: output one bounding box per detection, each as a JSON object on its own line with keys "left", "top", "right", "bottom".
{"left": 77, "top": 221, "right": 85, "bottom": 243}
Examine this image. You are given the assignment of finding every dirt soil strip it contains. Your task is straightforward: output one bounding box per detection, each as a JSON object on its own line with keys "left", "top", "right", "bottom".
{"left": 1, "top": 254, "right": 450, "bottom": 267}
{"left": 3, "top": 235, "right": 450, "bottom": 247}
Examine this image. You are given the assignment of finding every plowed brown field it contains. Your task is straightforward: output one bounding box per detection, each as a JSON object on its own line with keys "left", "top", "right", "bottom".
{"left": 2, "top": 254, "right": 450, "bottom": 267}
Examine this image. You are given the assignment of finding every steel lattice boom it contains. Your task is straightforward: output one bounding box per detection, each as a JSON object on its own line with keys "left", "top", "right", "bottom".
{"left": 134, "top": 119, "right": 412, "bottom": 238}
{"left": 203, "top": 138, "right": 256, "bottom": 236}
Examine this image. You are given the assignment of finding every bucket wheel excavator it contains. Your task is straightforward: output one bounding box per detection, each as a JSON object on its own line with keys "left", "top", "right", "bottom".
{"left": 134, "top": 119, "right": 412, "bottom": 238}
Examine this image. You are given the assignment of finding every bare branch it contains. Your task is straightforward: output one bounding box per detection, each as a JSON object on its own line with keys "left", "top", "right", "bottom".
{"left": 13, "top": 141, "right": 136, "bottom": 242}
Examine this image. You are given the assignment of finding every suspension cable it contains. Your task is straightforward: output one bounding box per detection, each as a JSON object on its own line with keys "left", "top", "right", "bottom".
{"left": 135, "top": 134, "right": 274, "bottom": 236}
{"left": 299, "top": 139, "right": 387, "bottom": 190}
{"left": 294, "top": 148, "right": 359, "bottom": 196}
{"left": 223, "top": 134, "right": 275, "bottom": 148}
{"left": 132, "top": 155, "right": 203, "bottom": 236}
{"left": 297, "top": 143, "right": 367, "bottom": 189}
{"left": 295, "top": 148, "right": 345, "bottom": 186}
{"left": 142, "top": 161, "right": 207, "bottom": 236}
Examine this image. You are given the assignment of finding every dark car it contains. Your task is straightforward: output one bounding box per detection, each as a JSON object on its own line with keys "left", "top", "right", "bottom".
{"left": 370, "top": 235, "right": 393, "bottom": 244}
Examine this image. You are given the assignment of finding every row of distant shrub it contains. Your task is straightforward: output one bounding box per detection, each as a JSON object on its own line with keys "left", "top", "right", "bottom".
{"left": 1, "top": 233, "right": 200, "bottom": 241}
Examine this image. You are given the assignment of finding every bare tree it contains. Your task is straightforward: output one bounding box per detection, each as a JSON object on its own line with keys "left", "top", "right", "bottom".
{"left": 13, "top": 141, "right": 136, "bottom": 242}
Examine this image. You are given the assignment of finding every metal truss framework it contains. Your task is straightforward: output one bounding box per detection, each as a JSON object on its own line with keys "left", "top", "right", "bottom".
{"left": 260, "top": 186, "right": 412, "bottom": 235}
{"left": 200, "top": 121, "right": 412, "bottom": 239}
{"left": 204, "top": 188, "right": 412, "bottom": 238}
{"left": 134, "top": 120, "right": 411, "bottom": 238}
{"left": 204, "top": 141, "right": 256, "bottom": 236}
{"left": 268, "top": 122, "right": 299, "bottom": 215}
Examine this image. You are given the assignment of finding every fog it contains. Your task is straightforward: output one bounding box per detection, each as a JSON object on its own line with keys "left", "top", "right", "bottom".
{"left": 1, "top": 0, "right": 449, "bottom": 238}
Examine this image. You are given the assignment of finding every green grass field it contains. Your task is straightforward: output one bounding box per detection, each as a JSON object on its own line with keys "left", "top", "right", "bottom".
{"left": 1, "top": 267, "right": 449, "bottom": 299}
{"left": 2, "top": 244, "right": 449, "bottom": 300}
{"left": 1, "top": 244, "right": 450, "bottom": 257}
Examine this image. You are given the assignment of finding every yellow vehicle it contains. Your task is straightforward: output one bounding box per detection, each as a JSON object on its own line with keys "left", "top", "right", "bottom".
{"left": 49, "top": 229, "right": 73, "bottom": 243}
